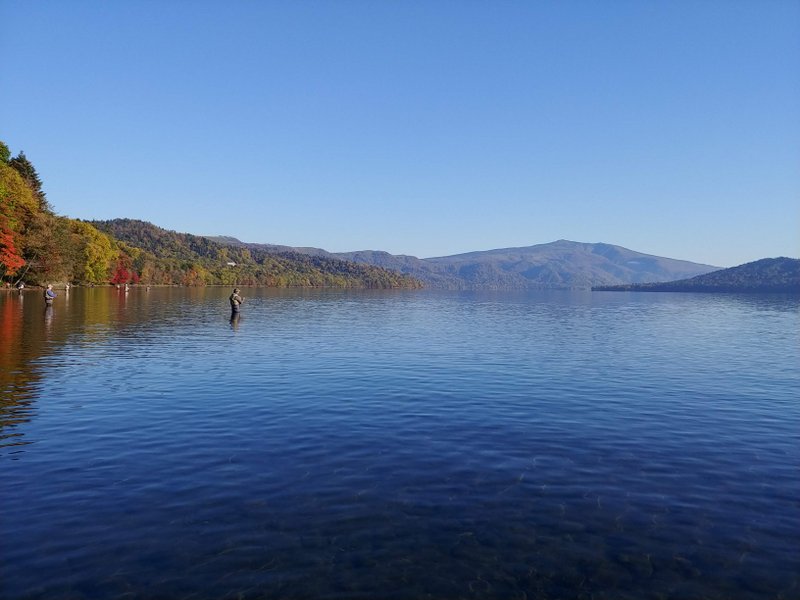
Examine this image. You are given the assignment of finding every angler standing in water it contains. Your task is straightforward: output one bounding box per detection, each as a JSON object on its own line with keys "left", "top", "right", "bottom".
{"left": 229, "top": 288, "right": 244, "bottom": 313}
{"left": 43, "top": 284, "right": 57, "bottom": 305}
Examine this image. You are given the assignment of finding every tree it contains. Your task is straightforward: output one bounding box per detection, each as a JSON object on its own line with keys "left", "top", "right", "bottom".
{"left": 9, "top": 151, "right": 51, "bottom": 213}
{"left": 0, "top": 217, "right": 25, "bottom": 276}
{"left": 69, "top": 220, "right": 116, "bottom": 283}
{"left": 137, "top": 260, "right": 157, "bottom": 285}
{"left": 0, "top": 163, "right": 39, "bottom": 281}
{"left": 0, "top": 141, "right": 10, "bottom": 164}
{"left": 0, "top": 162, "right": 39, "bottom": 229}
{"left": 181, "top": 263, "right": 211, "bottom": 286}
{"left": 22, "top": 211, "right": 71, "bottom": 283}
{"left": 110, "top": 254, "right": 133, "bottom": 284}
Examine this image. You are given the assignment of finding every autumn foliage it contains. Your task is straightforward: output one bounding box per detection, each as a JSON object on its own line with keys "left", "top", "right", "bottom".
{"left": 0, "top": 217, "right": 25, "bottom": 275}
{"left": 0, "top": 142, "right": 129, "bottom": 285}
{"left": 0, "top": 140, "right": 421, "bottom": 289}
{"left": 110, "top": 256, "right": 140, "bottom": 284}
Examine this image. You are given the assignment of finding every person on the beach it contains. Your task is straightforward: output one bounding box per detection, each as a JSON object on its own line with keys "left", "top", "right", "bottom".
{"left": 229, "top": 288, "right": 244, "bottom": 312}
{"left": 44, "top": 284, "right": 57, "bottom": 305}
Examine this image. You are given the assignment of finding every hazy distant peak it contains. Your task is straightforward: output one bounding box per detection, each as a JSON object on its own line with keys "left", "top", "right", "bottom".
{"left": 198, "top": 232, "right": 721, "bottom": 290}
{"left": 337, "top": 240, "right": 720, "bottom": 289}
{"left": 594, "top": 257, "right": 800, "bottom": 293}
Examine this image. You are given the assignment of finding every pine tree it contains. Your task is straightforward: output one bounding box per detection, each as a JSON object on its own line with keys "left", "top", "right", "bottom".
{"left": 9, "top": 151, "right": 52, "bottom": 213}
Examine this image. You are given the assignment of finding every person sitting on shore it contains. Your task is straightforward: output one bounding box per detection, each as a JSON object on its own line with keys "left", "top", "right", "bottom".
{"left": 229, "top": 288, "right": 244, "bottom": 312}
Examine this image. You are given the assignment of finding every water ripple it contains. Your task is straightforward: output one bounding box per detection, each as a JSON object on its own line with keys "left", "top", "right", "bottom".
{"left": 1, "top": 288, "right": 798, "bottom": 599}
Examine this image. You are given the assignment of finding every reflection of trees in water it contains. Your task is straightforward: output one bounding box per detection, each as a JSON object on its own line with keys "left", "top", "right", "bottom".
{"left": 0, "top": 289, "right": 138, "bottom": 455}
{"left": 0, "top": 294, "right": 47, "bottom": 454}
{"left": 0, "top": 287, "right": 207, "bottom": 455}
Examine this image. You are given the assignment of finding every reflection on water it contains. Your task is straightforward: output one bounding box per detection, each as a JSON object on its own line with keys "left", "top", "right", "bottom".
{"left": 1, "top": 287, "right": 799, "bottom": 599}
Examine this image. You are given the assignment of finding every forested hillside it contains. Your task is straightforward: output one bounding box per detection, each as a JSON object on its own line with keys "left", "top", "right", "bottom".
{"left": 210, "top": 237, "right": 720, "bottom": 290}
{"left": 592, "top": 258, "right": 800, "bottom": 293}
{"left": 0, "top": 140, "right": 420, "bottom": 289}
{"left": 0, "top": 141, "right": 130, "bottom": 286}
{"left": 90, "top": 219, "right": 421, "bottom": 288}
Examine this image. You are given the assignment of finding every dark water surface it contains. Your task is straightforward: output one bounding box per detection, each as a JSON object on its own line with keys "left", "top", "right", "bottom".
{"left": 1, "top": 287, "right": 798, "bottom": 599}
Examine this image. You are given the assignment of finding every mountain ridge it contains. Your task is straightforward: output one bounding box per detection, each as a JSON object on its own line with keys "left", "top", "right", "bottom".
{"left": 88, "top": 219, "right": 422, "bottom": 288}
{"left": 205, "top": 235, "right": 720, "bottom": 290}
{"left": 592, "top": 257, "right": 800, "bottom": 293}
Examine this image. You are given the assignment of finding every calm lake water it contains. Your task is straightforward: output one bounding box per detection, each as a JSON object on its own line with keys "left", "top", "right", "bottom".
{"left": 1, "top": 287, "right": 798, "bottom": 599}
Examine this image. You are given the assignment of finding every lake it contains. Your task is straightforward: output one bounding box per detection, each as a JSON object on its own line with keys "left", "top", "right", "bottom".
{"left": 1, "top": 287, "right": 798, "bottom": 599}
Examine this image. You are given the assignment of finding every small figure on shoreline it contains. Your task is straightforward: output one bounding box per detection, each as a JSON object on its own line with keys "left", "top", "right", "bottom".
{"left": 229, "top": 288, "right": 244, "bottom": 313}
{"left": 44, "top": 284, "right": 57, "bottom": 305}
{"left": 17, "top": 282, "right": 24, "bottom": 294}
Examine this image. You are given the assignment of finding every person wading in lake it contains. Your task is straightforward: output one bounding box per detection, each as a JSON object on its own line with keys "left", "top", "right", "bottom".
{"left": 43, "top": 284, "right": 57, "bottom": 305}
{"left": 229, "top": 288, "right": 244, "bottom": 313}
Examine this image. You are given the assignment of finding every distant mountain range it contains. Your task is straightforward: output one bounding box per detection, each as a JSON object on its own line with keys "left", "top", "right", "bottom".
{"left": 592, "top": 257, "right": 800, "bottom": 293}
{"left": 206, "top": 236, "right": 719, "bottom": 290}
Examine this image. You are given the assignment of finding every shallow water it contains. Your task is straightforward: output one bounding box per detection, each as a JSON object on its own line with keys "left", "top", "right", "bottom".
{"left": 1, "top": 287, "right": 798, "bottom": 599}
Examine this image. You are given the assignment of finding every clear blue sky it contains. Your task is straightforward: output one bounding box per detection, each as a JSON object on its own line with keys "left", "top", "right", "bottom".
{"left": 2, "top": 1, "right": 798, "bottom": 267}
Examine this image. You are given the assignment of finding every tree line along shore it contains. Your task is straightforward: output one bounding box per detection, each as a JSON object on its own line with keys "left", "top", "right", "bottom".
{"left": 0, "top": 141, "right": 421, "bottom": 290}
